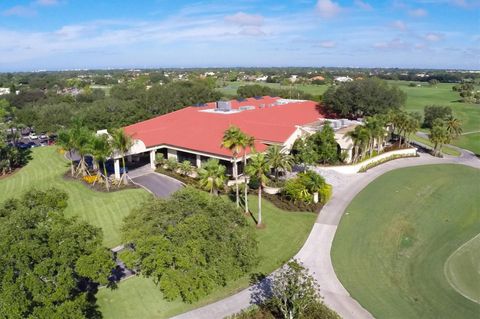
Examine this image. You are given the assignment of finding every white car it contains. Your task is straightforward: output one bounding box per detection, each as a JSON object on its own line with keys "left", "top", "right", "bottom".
{"left": 39, "top": 134, "right": 47, "bottom": 139}
{"left": 29, "top": 133, "right": 38, "bottom": 140}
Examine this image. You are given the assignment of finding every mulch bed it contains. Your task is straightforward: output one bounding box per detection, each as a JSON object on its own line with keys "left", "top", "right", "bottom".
{"left": 261, "top": 192, "right": 322, "bottom": 213}
{"left": 63, "top": 171, "right": 140, "bottom": 193}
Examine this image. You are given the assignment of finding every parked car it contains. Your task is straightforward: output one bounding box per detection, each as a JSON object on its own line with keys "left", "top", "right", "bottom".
{"left": 29, "top": 133, "right": 38, "bottom": 140}
{"left": 39, "top": 133, "right": 48, "bottom": 139}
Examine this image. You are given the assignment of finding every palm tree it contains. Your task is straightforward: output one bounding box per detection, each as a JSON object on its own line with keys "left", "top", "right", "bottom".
{"left": 347, "top": 126, "right": 370, "bottom": 163}
{"left": 111, "top": 128, "right": 133, "bottom": 185}
{"left": 90, "top": 134, "right": 113, "bottom": 191}
{"left": 57, "top": 129, "right": 76, "bottom": 176}
{"left": 221, "top": 126, "right": 244, "bottom": 208}
{"left": 71, "top": 125, "right": 93, "bottom": 177}
{"left": 445, "top": 116, "right": 463, "bottom": 138}
{"left": 245, "top": 152, "right": 270, "bottom": 226}
{"left": 178, "top": 160, "right": 194, "bottom": 176}
{"left": 198, "top": 159, "right": 227, "bottom": 196}
{"left": 239, "top": 133, "right": 255, "bottom": 214}
{"left": 265, "top": 145, "right": 294, "bottom": 181}
{"left": 429, "top": 119, "right": 449, "bottom": 157}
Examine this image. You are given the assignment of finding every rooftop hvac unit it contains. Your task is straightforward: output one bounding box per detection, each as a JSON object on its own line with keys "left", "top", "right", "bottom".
{"left": 216, "top": 101, "right": 232, "bottom": 112}
{"left": 239, "top": 105, "right": 255, "bottom": 111}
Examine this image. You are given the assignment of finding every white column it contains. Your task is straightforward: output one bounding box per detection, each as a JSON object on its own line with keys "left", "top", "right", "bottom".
{"left": 150, "top": 150, "right": 156, "bottom": 170}
{"left": 114, "top": 159, "right": 121, "bottom": 180}
{"left": 196, "top": 154, "right": 202, "bottom": 168}
{"left": 167, "top": 149, "right": 178, "bottom": 161}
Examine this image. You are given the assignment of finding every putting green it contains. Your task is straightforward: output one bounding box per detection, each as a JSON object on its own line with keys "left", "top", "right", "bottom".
{"left": 445, "top": 233, "right": 480, "bottom": 304}
{"left": 332, "top": 164, "right": 480, "bottom": 319}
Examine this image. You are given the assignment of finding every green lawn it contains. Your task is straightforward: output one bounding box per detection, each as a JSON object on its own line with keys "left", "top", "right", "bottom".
{"left": 97, "top": 195, "right": 317, "bottom": 319}
{"left": 390, "top": 81, "right": 480, "bottom": 154}
{"left": 0, "top": 146, "right": 150, "bottom": 247}
{"left": 332, "top": 164, "right": 480, "bottom": 319}
{"left": 410, "top": 134, "right": 461, "bottom": 156}
{"left": 445, "top": 234, "right": 480, "bottom": 304}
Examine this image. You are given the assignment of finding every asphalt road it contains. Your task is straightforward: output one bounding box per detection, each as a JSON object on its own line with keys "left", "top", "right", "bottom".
{"left": 132, "top": 173, "right": 183, "bottom": 198}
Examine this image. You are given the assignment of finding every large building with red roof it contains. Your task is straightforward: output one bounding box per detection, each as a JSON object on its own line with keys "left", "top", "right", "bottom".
{"left": 114, "top": 96, "right": 325, "bottom": 178}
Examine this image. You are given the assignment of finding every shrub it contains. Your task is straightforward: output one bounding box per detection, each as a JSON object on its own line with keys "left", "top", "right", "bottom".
{"left": 164, "top": 158, "right": 178, "bottom": 171}
{"left": 83, "top": 175, "right": 98, "bottom": 184}
{"left": 318, "top": 184, "right": 332, "bottom": 204}
{"left": 155, "top": 153, "right": 165, "bottom": 166}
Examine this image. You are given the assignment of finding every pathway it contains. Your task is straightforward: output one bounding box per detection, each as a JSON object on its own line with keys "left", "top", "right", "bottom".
{"left": 172, "top": 150, "right": 480, "bottom": 319}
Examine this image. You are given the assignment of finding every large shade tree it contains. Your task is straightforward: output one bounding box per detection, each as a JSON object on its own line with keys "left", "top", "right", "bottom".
{"left": 323, "top": 78, "right": 406, "bottom": 117}
{"left": 121, "top": 188, "right": 258, "bottom": 303}
{"left": 0, "top": 188, "right": 115, "bottom": 318}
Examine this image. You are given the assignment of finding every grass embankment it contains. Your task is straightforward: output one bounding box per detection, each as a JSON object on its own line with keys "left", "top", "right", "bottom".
{"left": 97, "top": 195, "right": 316, "bottom": 319}
{"left": 332, "top": 165, "right": 480, "bottom": 319}
{"left": 0, "top": 146, "right": 150, "bottom": 247}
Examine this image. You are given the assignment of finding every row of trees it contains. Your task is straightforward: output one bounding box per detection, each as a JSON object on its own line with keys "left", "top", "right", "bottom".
{"left": 221, "top": 126, "right": 297, "bottom": 226}
{"left": 57, "top": 123, "right": 133, "bottom": 191}
{"left": 236, "top": 84, "right": 313, "bottom": 100}
{"left": 452, "top": 82, "right": 480, "bottom": 104}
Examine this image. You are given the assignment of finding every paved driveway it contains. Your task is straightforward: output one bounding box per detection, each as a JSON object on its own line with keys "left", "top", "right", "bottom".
{"left": 132, "top": 173, "right": 183, "bottom": 198}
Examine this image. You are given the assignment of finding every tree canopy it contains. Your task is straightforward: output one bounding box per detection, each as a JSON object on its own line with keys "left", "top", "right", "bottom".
{"left": 322, "top": 78, "right": 406, "bottom": 117}
{"left": 0, "top": 188, "right": 114, "bottom": 318}
{"left": 121, "top": 187, "right": 258, "bottom": 303}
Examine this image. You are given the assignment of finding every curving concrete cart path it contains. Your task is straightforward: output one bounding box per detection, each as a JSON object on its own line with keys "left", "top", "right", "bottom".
{"left": 172, "top": 150, "right": 480, "bottom": 319}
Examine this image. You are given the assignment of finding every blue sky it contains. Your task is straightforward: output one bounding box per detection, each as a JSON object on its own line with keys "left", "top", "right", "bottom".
{"left": 0, "top": 0, "right": 478, "bottom": 71}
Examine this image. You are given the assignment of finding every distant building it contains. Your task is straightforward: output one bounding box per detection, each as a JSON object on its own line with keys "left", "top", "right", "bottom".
{"left": 255, "top": 75, "right": 268, "bottom": 82}
{"left": 334, "top": 76, "right": 353, "bottom": 83}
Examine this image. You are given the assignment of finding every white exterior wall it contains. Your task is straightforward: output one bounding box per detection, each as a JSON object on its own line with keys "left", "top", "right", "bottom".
{"left": 316, "top": 148, "right": 417, "bottom": 174}
{"left": 167, "top": 149, "right": 178, "bottom": 161}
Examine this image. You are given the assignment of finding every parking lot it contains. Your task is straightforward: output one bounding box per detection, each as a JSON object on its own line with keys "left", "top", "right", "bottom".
{"left": 7, "top": 130, "right": 56, "bottom": 149}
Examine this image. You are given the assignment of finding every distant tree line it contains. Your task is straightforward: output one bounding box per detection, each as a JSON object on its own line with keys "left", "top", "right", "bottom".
{"left": 3, "top": 79, "right": 221, "bottom": 133}
{"left": 236, "top": 84, "right": 313, "bottom": 100}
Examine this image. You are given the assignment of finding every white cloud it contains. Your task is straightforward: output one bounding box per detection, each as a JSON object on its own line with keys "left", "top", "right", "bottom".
{"left": 225, "top": 12, "right": 264, "bottom": 26}
{"left": 391, "top": 20, "right": 407, "bottom": 31}
{"left": 409, "top": 8, "right": 428, "bottom": 17}
{"left": 373, "top": 38, "right": 408, "bottom": 49}
{"left": 354, "top": 0, "right": 373, "bottom": 10}
{"left": 317, "top": 41, "right": 336, "bottom": 48}
{"left": 423, "top": 32, "right": 444, "bottom": 42}
{"left": 316, "top": 0, "right": 342, "bottom": 18}
{"left": 36, "top": 0, "right": 60, "bottom": 6}
{"left": 2, "top": 5, "right": 37, "bottom": 17}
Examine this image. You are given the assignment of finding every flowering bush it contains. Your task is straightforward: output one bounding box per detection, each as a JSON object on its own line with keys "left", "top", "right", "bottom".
{"left": 83, "top": 175, "right": 98, "bottom": 184}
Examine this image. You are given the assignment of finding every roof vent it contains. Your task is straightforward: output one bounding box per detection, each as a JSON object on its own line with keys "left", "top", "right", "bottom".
{"left": 239, "top": 105, "right": 255, "bottom": 111}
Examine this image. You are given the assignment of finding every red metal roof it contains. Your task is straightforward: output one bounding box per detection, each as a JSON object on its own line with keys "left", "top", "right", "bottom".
{"left": 124, "top": 97, "right": 323, "bottom": 158}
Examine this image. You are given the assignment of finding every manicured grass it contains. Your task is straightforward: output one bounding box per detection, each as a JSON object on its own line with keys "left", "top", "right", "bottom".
{"left": 445, "top": 234, "right": 480, "bottom": 304}
{"left": 217, "top": 81, "right": 328, "bottom": 98}
{"left": 332, "top": 165, "right": 480, "bottom": 319}
{"left": 390, "top": 81, "right": 480, "bottom": 154}
{"left": 410, "top": 134, "right": 461, "bottom": 156}
{"left": 97, "top": 195, "right": 317, "bottom": 319}
{"left": 454, "top": 133, "right": 480, "bottom": 156}
{"left": 0, "top": 146, "right": 150, "bottom": 247}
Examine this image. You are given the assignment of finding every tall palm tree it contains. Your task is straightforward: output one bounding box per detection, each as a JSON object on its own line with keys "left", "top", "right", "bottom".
{"left": 239, "top": 133, "right": 255, "bottom": 214}
{"left": 90, "top": 134, "right": 113, "bottom": 191}
{"left": 245, "top": 152, "right": 270, "bottom": 226}
{"left": 57, "top": 129, "right": 76, "bottom": 176}
{"left": 221, "top": 126, "right": 244, "bottom": 208}
{"left": 71, "top": 124, "right": 93, "bottom": 177}
{"left": 265, "top": 145, "right": 294, "bottom": 181}
{"left": 111, "top": 128, "right": 133, "bottom": 185}
{"left": 445, "top": 116, "right": 463, "bottom": 138}
{"left": 347, "top": 126, "right": 370, "bottom": 163}
{"left": 198, "top": 159, "right": 227, "bottom": 196}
